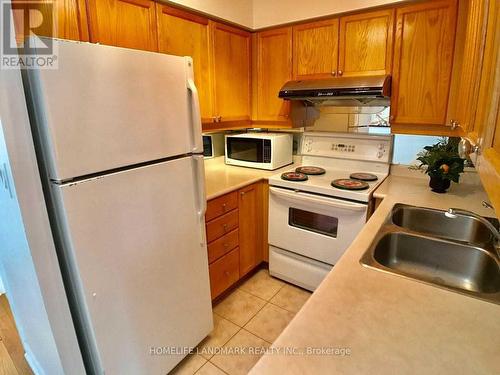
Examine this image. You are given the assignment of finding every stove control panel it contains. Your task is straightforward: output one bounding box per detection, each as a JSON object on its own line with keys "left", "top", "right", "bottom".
{"left": 301, "top": 133, "right": 392, "bottom": 163}
{"left": 331, "top": 143, "right": 356, "bottom": 152}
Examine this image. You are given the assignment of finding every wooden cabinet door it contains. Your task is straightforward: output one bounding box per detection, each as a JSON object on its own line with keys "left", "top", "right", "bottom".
{"left": 293, "top": 19, "right": 339, "bottom": 79}
{"left": 338, "top": 9, "right": 394, "bottom": 77}
{"left": 12, "top": 0, "right": 89, "bottom": 43}
{"left": 390, "top": 0, "right": 458, "bottom": 133}
{"left": 238, "top": 183, "right": 260, "bottom": 277}
{"left": 87, "top": 0, "right": 157, "bottom": 51}
{"left": 447, "top": 0, "right": 489, "bottom": 140}
{"left": 256, "top": 27, "right": 292, "bottom": 122}
{"left": 475, "top": 0, "right": 500, "bottom": 217}
{"left": 156, "top": 5, "right": 213, "bottom": 121}
{"left": 211, "top": 22, "right": 251, "bottom": 123}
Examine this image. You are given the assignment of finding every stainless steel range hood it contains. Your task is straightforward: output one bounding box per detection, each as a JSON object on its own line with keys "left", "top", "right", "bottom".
{"left": 279, "top": 75, "right": 391, "bottom": 107}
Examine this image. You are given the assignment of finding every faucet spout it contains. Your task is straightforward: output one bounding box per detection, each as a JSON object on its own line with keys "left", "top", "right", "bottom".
{"left": 446, "top": 208, "right": 500, "bottom": 259}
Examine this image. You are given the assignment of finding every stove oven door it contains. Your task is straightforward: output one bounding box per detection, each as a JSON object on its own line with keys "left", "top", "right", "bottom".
{"left": 269, "top": 186, "right": 368, "bottom": 265}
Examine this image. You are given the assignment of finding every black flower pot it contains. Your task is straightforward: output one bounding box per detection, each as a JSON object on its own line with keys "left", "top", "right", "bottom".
{"left": 429, "top": 175, "right": 451, "bottom": 193}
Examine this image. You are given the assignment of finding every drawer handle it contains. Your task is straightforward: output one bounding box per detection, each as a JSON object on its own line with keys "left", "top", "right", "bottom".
{"left": 222, "top": 203, "right": 227, "bottom": 212}
{"left": 223, "top": 243, "right": 229, "bottom": 248}
{"left": 223, "top": 224, "right": 228, "bottom": 232}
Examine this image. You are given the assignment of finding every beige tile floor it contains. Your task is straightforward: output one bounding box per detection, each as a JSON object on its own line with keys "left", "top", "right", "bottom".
{"left": 169, "top": 269, "right": 312, "bottom": 375}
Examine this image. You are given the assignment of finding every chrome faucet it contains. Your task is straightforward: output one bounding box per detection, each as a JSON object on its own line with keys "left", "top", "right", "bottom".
{"left": 446, "top": 208, "right": 500, "bottom": 259}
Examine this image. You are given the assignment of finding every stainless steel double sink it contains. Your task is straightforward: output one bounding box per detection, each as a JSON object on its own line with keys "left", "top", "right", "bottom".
{"left": 360, "top": 204, "right": 500, "bottom": 305}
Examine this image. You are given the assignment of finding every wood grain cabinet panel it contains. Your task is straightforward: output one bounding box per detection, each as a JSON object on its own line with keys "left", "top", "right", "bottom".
{"left": 390, "top": 0, "right": 458, "bottom": 131}
{"left": 156, "top": 5, "right": 214, "bottom": 121}
{"left": 87, "top": 0, "right": 158, "bottom": 51}
{"left": 205, "top": 191, "right": 238, "bottom": 222}
{"left": 209, "top": 248, "right": 240, "bottom": 299}
{"left": 12, "top": 0, "right": 89, "bottom": 43}
{"left": 211, "top": 22, "right": 251, "bottom": 123}
{"left": 255, "top": 27, "right": 292, "bottom": 122}
{"left": 293, "top": 19, "right": 339, "bottom": 79}
{"left": 207, "top": 229, "right": 239, "bottom": 263}
{"left": 449, "top": 0, "right": 489, "bottom": 140}
{"left": 338, "top": 9, "right": 394, "bottom": 77}
{"left": 475, "top": 0, "right": 500, "bottom": 217}
{"left": 238, "top": 183, "right": 260, "bottom": 277}
{"left": 206, "top": 209, "right": 239, "bottom": 243}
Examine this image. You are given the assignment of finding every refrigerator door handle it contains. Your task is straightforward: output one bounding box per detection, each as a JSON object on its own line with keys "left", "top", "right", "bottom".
{"left": 193, "top": 155, "right": 207, "bottom": 244}
{"left": 187, "top": 77, "right": 203, "bottom": 153}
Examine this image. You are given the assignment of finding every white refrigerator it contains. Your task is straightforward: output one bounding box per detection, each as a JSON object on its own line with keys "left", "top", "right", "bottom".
{"left": 22, "top": 39, "right": 213, "bottom": 374}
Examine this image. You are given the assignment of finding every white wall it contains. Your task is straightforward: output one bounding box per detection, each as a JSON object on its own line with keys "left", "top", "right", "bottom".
{"left": 168, "top": 0, "right": 253, "bottom": 28}
{"left": 252, "top": 0, "right": 404, "bottom": 29}
{"left": 167, "top": 0, "right": 404, "bottom": 29}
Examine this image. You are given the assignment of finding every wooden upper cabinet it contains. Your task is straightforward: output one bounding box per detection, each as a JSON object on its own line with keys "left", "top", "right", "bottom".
{"left": 256, "top": 27, "right": 292, "bottom": 122}
{"left": 293, "top": 19, "right": 339, "bottom": 79}
{"left": 390, "top": 0, "right": 458, "bottom": 133}
{"left": 338, "top": 9, "right": 394, "bottom": 77}
{"left": 156, "top": 5, "right": 213, "bottom": 121}
{"left": 12, "top": 0, "right": 89, "bottom": 43}
{"left": 447, "top": 0, "right": 489, "bottom": 140}
{"left": 211, "top": 22, "right": 251, "bottom": 123}
{"left": 87, "top": 0, "right": 158, "bottom": 51}
{"left": 475, "top": 0, "right": 500, "bottom": 216}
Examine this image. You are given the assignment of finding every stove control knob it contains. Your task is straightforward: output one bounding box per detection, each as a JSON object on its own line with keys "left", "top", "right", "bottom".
{"left": 378, "top": 143, "right": 385, "bottom": 150}
{"left": 377, "top": 151, "right": 384, "bottom": 158}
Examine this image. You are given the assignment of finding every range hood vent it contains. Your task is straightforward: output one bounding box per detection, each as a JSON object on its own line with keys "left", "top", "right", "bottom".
{"left": 279, "top": 75, "right": 391, "bottom": 107}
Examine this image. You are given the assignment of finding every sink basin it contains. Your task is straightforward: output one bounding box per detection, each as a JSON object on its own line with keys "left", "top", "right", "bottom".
{"left": 361, "top": 204, "right": 500, "bottom": 305}
{"left": 364, "top": 232, "right": 500, "bottom": 296}
{"left": 391, "top": 204, "right": 495, "bottom": 247}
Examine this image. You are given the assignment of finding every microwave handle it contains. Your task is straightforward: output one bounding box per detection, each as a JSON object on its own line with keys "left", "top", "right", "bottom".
{"left": 270, "top": 187, "right": 367, "bottom": 211}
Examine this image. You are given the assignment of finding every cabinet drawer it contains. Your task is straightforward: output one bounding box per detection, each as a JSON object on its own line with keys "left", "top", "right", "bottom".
{"left": 206, "top": 192, "right": 238, "bottom": 222}
{"left": 206, "top": 209, "right": 239, "bottom": 243}
{"left": 208, "top": 228, "right": 239, "bottom": 263}
{"left": 209, "top": 248, "right": 240, "bottom": 299}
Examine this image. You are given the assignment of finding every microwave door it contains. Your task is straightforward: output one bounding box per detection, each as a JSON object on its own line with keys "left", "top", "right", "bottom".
{"left": 227, "top": 138, "right": 271, "bottom": 163}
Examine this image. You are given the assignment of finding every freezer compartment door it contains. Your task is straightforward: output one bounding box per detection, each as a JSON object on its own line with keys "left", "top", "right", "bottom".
{"left": 26, "top": 39, "right": 202, "bottom": 181}
{"left": 53, "top": 157, "right": 212, "bottom": 374}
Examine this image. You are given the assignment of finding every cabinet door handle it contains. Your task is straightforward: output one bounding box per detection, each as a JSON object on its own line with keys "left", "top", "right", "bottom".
{"left": 224, "top": 271, "right": 230, "bottom": 277}
{"left": 450, "top": 119, "right": 460, "bottom": 130}
{"left": 240, "top": 191, "right": 245, "bottom": 196}
{"left": 222, "top": 203, "right": 227, "bottom": 212}
{"left": 338, "top": 70, "right": 343, "bottom": 76}
{"left": 331, "top": 71, "right": 337, "bottom": 76}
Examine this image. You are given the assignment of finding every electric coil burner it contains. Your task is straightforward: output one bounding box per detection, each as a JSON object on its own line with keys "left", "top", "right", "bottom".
{"left": 349, "top": 172, "right": 378, "bottom": 181}
{"left": 281, "top": 172, "right": 308, "bottom": 181}
{"left": 295, "top": 166, "right": 326, "bottom": 175}
{"left": 331, "top": 179, "right": 369, "bottom": 190}
{"left": 267, "top": 132, "right": 392, "bottom": 292}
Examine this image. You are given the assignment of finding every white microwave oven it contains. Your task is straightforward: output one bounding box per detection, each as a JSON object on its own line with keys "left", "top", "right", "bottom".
{"left": 203, "top": 133, "right": 224, "bottom": 158}
{"left": 225, "top": 133, "right": 293, "bottom": 170}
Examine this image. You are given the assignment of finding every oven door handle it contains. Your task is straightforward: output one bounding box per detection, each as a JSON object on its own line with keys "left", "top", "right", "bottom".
{"left": 270, "top": 187, "right": 367, "bottom": 211}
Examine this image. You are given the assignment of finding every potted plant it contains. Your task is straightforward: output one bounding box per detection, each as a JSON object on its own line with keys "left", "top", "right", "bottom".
{"left": 411, "top": 138, "right": 466, "bottom": 193}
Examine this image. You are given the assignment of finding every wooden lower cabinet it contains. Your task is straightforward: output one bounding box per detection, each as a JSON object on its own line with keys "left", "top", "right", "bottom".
{"left": 238, "top": 183, "right": 260, "bottom": 277}
{"left": 208, "top": 229, "right": 239, "bottom": 263}
{"left": 206, "top": 209, "right": 239, "bottom": 243}
{"left": 209, "top": 248, "right": 240, "bottom": 299}
{"left": 205, "top": 182, "right": 266, "bottom": 300}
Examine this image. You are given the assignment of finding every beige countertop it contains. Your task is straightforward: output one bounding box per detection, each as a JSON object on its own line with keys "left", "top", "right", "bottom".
{"left": 204, "top": 156, "right": 300, "bottom": 200}
{"left": 250, "top": 168, "right": 500, "bottom": 375}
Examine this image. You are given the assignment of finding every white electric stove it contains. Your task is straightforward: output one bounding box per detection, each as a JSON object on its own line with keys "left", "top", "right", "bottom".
{"left": 268, "top": 132, "right": 392, "bottom": 291}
